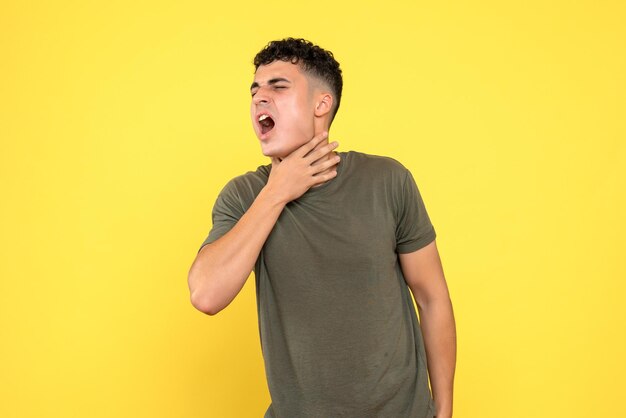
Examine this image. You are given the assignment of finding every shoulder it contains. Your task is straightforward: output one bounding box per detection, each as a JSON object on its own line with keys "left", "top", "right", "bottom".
{"left": 343, "top": 151, "right": 410, "bottom": 182}
{"left": 224, "top": 163, "right": 271, "bottom": 191}
{"left": 346, "top": 150, "right": 409, "bottom": 171}
{"left": 217, "top": 163, "right": 271, "bottom": 208}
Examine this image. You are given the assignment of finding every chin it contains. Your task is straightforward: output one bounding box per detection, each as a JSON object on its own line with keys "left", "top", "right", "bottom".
{"left": 259, "top": 142, "right": 299, "bottom": 160}
{"left": 259, "top": 145, "right": 286, "bottom": 159}
{"left": 258, "top": 131, "right": 310, "bottom": 159}
{"left": 265, "top": 151, "right": 290, "bottom": 160}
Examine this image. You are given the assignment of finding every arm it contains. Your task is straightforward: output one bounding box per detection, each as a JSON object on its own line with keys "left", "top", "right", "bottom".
{"left": 399, "top": 240, "right": 456, "bottom": 418}
{"left": 188, "top": 132, "right": 340, "bottom": 315}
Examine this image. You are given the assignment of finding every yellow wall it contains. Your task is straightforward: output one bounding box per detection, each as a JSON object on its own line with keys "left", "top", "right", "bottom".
{"left": 1, "top": 1, "right": 624, "bottom": 417}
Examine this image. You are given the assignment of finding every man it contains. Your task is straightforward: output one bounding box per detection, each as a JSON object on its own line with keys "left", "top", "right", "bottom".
{"left": 188, "top": 38, "right": 456, "bottom": 418}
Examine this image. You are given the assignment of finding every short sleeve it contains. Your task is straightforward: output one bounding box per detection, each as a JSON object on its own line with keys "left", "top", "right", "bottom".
{"left": 198, "top": 180, "right": 245, "bottom": 252}
{"left": 395, "top": 170, "right": 437, "bottom": 253}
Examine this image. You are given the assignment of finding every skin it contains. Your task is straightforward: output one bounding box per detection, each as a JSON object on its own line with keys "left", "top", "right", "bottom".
{"left": 188, "top": 60, "right": 338, "bottom": 314}
{"left": 250, "top": 60, "right": 334, "bottom": 159}
{"left": 188, "top": 60, "right": 456, "bottom": 417}
{"left": 400, "top": 242, "right": 456, "bottom": 418}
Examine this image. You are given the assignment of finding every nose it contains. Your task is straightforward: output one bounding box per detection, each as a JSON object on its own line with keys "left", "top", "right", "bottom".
{"left": 252, "top": 86, "right": 271, "bottom": 106}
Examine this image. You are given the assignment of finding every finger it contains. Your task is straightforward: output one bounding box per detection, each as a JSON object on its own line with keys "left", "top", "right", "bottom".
{"left": 309, "top": 141, "right": 339, "bottom": 165}
{"left": 310, "top": 167, "right": 339, "bottom": 185}
{"left": 296, "top": 131, "right": 328, "bottom": 158}
{"left": 311, "top": 153, "right": 341, "bottom": 173}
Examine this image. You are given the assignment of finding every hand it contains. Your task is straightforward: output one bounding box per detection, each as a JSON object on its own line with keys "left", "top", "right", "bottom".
{"left": 265, "top": 131, "right": 340, "bottom": 204}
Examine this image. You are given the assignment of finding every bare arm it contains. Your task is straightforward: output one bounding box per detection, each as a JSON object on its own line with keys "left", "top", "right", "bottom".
{"left": 399, "top": 240, "right": 456, "bottom": 418}
{"left": 188, "top": 132, "right": 340, "bottom": 315}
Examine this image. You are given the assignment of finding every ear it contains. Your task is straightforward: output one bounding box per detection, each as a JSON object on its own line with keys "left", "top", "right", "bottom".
{"left": 314, "top": 93, "right": 333, "bottom": 118}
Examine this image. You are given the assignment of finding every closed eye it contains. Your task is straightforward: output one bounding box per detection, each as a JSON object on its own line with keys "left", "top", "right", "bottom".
{"left": 250, "top": 86, "right": 285, "bottom": 97}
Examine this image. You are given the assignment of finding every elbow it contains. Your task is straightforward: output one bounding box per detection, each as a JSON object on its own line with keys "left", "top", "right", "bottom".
{"left": 188, "top": 270, "right": 224, "bottom": 316}
{"left": 190, "top": 289, "right": 223, "bottom": 316}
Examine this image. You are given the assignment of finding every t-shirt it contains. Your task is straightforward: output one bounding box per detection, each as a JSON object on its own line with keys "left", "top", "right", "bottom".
{"left": 201, "top": 151, "right": 437, "bottom": 418}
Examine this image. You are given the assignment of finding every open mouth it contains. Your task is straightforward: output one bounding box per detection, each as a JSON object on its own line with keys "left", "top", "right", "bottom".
{"left": 258, "top": 114, "right": 275, "bottom": 135}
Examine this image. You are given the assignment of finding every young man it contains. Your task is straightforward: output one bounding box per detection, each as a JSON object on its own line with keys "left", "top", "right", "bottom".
{"left": 188, "top": 38, "right": 456, "bottom": 418}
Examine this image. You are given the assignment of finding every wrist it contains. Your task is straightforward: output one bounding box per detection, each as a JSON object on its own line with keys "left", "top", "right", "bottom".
{"left": 259, "top": 184, "right": 290, "bottom": 208}
{"left": 434, "top": 399, "right": 453, "bottom": 418}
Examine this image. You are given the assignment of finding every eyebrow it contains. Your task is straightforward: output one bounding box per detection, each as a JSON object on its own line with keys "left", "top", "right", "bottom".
{"left": 250, "top": 77, "right": 291, "bottom": 91}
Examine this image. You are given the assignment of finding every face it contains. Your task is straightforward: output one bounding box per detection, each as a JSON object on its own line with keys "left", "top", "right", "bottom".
{"left": 250, "top": 60, "right": 317, "bottom": 158}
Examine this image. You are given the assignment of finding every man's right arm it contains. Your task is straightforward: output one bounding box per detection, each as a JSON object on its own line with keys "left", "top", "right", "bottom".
{"left": 187, "top": 132, "right": 339, "bottom": 315}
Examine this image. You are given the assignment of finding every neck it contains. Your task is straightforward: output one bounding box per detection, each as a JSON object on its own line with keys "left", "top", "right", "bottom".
{"left": 310, "top": 127, "right": 339, "bottom": 187}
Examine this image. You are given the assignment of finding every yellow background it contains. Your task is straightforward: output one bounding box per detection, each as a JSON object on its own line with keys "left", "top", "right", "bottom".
{"left": 1, "top": 1, "right": 624, "bottom": 417}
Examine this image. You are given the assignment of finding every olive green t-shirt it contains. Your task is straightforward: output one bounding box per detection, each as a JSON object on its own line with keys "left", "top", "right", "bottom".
{"left": 201, "top": 151, "right": 437, "bottom": 418}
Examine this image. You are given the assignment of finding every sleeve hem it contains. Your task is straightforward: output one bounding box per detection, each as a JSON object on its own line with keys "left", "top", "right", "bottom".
{"left": 197, "top": 241, "right": 210, "bottom": 254}
{"left": 197, "top": 227, "right": 229, "bottom": 253}
{"left": 396, "top": 227, "right": 436, "bottom": 254}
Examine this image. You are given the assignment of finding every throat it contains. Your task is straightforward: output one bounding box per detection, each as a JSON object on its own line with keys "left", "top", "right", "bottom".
{"left": 311, "top": 151, "right": 341, "bottom": 188}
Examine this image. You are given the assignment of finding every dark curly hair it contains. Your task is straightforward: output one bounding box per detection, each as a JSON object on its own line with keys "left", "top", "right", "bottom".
{"left": 253, "top": 38, "right": 343, "bottom": 123}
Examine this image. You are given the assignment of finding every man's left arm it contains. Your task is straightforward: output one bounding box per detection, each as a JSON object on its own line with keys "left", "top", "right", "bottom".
{"left": 399, "top": 239, "right": 456, "bottom": 418}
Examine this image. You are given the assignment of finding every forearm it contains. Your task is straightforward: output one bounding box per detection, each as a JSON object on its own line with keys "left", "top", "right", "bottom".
{"left": 188, "top": 186, "right": 286, "bottom": 315}
{"left": 418, "top": 297, "right": 456, "bottom": 417}
{"left": 189, "top": 133, "right": 339, "bottom": 315}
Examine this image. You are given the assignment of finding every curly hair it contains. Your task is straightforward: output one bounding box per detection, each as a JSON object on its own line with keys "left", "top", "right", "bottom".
{"left": 253, "top": 38, "right": 343, "bottom": 123}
